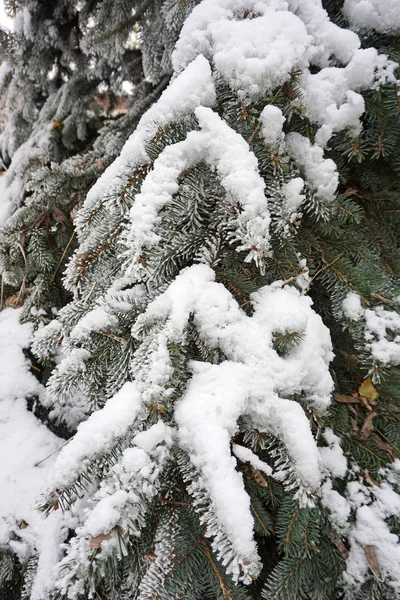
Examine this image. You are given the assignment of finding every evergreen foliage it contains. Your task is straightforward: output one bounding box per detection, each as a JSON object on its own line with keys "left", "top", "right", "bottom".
{"left": 0, "top": 0, "right": 399, "bottom": 599}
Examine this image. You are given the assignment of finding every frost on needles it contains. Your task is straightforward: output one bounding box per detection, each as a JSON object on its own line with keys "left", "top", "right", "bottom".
{"left": 0, "top": 0, "right": 400, "bottom": 599}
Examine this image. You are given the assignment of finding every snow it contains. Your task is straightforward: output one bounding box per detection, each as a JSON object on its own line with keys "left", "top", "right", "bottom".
{"left": 0, "top": 308, "right": 60, "bottom": 561}
{"left": 50, "top": 381, "right": 143, "bottom": 490}
{"left": 74, "top": 54, "right": 216, "bottom": 231}
{"left": 260, "top": 104, "right": 286, "bottom": 149}
{"left": 30, "top": 512, "right": 65, "bottom": 600}
{"left": 286, "top": 133, "right": 339, "bottom": 203}
{"left": 321, "top": 480, "right": 351, "bottom": 529}
{"left": 32, "top": 319, "right": 63, "bottom": 361}
{"left": 0, "top": 307, "right": 41, "bottom": 400}
{"left": 282, "top": 177, "right": 305, "bottom": 215}
{"left": 345, "top": 480, "right": 400, "bottom": 592}
{"left": 364, "top": 306, "right": 400, "bottom": 365}
{"left": 133, "top": 263, "right": 333, "bottom": 579}
{"left": 343, "top": 292, "right": 363, "bottom": 321}
{"left": 342, "top": 294, "right": 400, "bottom": 365}
{"left": 183, "top": 10, "right": 310, "bottom": 97}
{"left": 3, "top": 0, "right": 398, "bottom": 593}
{"left": 173, "top": 0, "right": 396, "bottom": 154}
{"left": 126, "top": 105, "right": 270, "bottom": 273}
{"left": 133, "top": 421, "right": 175, "bottom": 454}
{"left": 319, "top": 428, "right": 348, "bottom": 478}
{"left": 84, "top": 490, "right": 129, "bottom": 537}
{"left": 69, "top": 306, "right": 118, "bottom": 342}
{"left": 52, "top": 433, "right": 172, "bottom": 598}
{"left": 232, "top": 443, "right": 273, "bottom": 477}
{"left": 343, "top": 0, "right": 400, "bottom": 33}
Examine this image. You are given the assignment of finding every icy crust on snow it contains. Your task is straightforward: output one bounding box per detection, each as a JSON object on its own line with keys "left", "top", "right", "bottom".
{"left": 343, "top": 0, "right": 400, "bottom": 34}
{"left": 342, "top": 292, "right": 400, "bottom": 365}
{"left": 131, "top": 263, "right": 333, "bottom": 577}
{"left": 0, "top": 308, "right": 60, "bottom": 560}
{"left": 50, "top": 382, "right": 143, "bottom": 490}
{"left": 126, "top": 105, "right": 270, "bottom": 272}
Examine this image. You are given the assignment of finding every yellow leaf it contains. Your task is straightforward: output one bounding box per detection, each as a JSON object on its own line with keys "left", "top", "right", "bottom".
{"left": 358, "top": 378, "right": 379, "bottom": 401}
{"left": 51, "top": 120, "right": 63, "bottom": 131}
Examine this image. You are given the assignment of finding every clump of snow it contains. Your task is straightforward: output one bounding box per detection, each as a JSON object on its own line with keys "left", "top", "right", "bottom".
{"left": 260, "top": 104, "right": 286, "bottom": 149}
{"left": 173, "top": 0, "right": 396, "bottom": 153}
{"left": 133, "top": 421, "right": 175, "bottom": 454}
{"left": 50, "top": 381, "right": 143, "bottom": 490}
{"left": 84, "top": 490, "right": 129, "bottom": 537}
{"left": 282, "top": 177, "right": 305, "bottom": 215}
{"left": 30, "top": 512, "right": 65, "bottom": 600}
{"left": 319, "top": 428, "right": 348, "bottom": 478}
{"left": 341, "top": 294, "right": 400, "bottom": 366}
{"left": 286, "top": 133, "right": 339, "bottom": 203}
{"left": 232, "top": 443, "right": 273, "bottom": 477}
{"left": 321, "top": 480, "right": 351, "bottom": 529}
{"left": 343, "top": 0, "right": 400, "bottom": 34}
{"left": 0, "top": 308, "right": 61, "bottom": 562}
{"left": 69, "top": 306, "right": 118, "bottom": 342}
{"left": 364, "top": 306, "right": 400, "bottom": 365}
{"left": 174, "top": 7, "right": 311, "bottom": 97}
{"left": 343, "top": 292, "right": 364, "bottom": 321}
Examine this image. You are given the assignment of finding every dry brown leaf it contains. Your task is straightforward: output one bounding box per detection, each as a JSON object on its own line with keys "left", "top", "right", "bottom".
{"left": 334, "top": 394, "right": 361, "bottom": 404}
{"left": 90, "top": 532, "right": 111, "bottom": 549}
{"left": 359, "top": 411, "right": 377, "bottom": 441}
{"left": 251, "top": 467, "right": 269, "bottom": 487}
{"left": 143, "top": 552, "right": 157, "bottom": 564}
{"left": 359, "top": 395, "right": 373, "bottom": 411}
{"left": 370, "top": 433, "right": 395, "bottom": 460}
{"left": 342, "top": 187, "right": 360, "bottom": 198}
{"left": 333, "top": 537, "right": 348, "bottom": 559}
{"left": 363, "top": 545, "right": 382, "bottom": 580}
{"left": 5, "top": 295, "right": 22, "bottom": 308}
{"left": 52, "top": 207, "right": 69, "bottom": 226}
{"left": 69, "top": 206, "right": 78, "bottom": 220}
{"left": 363, "top": 469, "right": 379, "bottom": 487}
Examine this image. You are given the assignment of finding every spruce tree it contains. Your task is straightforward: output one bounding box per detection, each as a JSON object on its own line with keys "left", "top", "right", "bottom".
{"left": 0, "top": 1, "right": 399, "bottom": 599}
